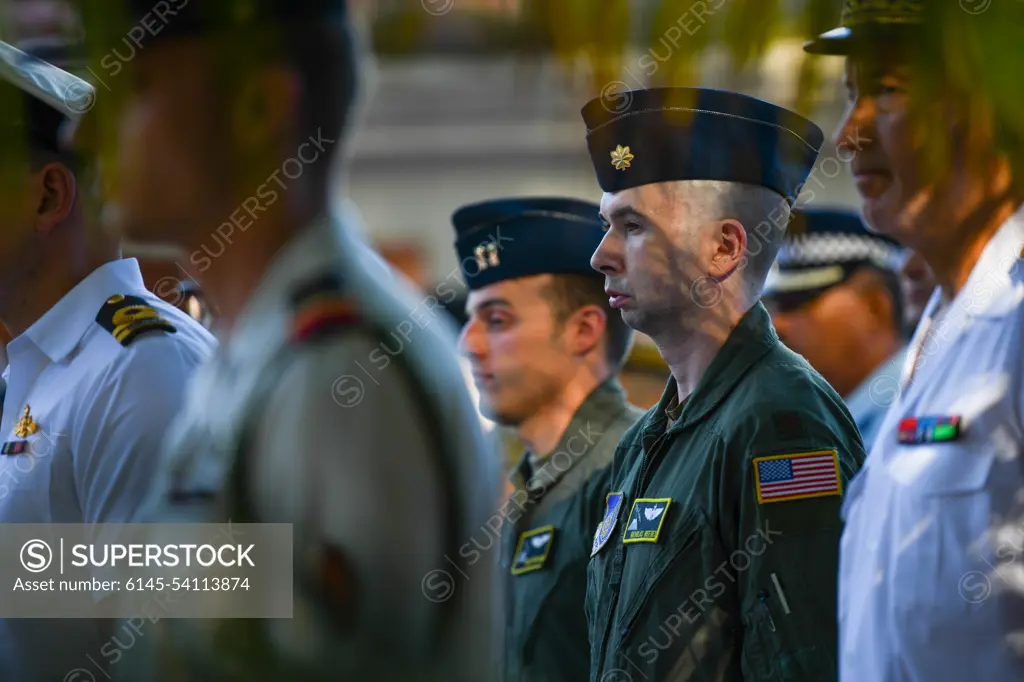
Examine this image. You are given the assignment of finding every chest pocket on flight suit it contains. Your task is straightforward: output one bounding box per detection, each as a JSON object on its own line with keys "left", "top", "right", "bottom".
{"left": 613, "top": 505, "right": 708, "bottom": 674}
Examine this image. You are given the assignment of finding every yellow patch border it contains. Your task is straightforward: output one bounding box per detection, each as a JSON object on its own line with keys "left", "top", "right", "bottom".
{"left": 621, "top": 497, "right": 672, "bottom": 544}
{"left": 752, "top": 449, "right": 842, "bottom": 505}
{"left": 591, "top": 491, "right": 625, "bottom": 557}
{"left": 511, "top": 525, "right": 556, "bottom": 576}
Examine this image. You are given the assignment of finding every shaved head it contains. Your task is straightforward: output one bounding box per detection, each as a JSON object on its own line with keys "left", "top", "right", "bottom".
{"left": 661, "top": 180, "right": 791, "bottom": 292}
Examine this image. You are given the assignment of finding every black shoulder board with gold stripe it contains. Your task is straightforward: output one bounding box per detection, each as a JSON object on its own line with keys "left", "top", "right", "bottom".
{"left": 96, "top": 294, "right": 178, "bottom": 347}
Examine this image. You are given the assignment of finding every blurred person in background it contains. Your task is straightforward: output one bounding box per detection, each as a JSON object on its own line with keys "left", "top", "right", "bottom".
{"left": 898, "top": 249, "right": 935, "bottom": 335}
{"left": 454, "top": 197, "right": 644, "bottom": 682}
{"left": 73, "top": 1, "right": 500, "bottom": 680}
{"left": 583, "top": 86, "right": 865, "bottom": 682}
{"left": 806, "top": 0, "right": 1024, "bottom": 679}
{"left": 0, "top": 39, "right": 215, "bottom": 679}
{"left": 763, "top": 207, "right": 907, "bottom": 449}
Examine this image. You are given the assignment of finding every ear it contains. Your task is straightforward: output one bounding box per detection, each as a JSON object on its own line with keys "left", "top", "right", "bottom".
{"left": 229, "top": 66, "right": 301, "bottom": 156}
{"left": 708, "top": 219, "right": 747, "bottom": 278}
{"left": 33, "top": 162, "right": 77, "bottom": 235}
{"left": 563, "top": 304, "right": 606, "bottom": 358}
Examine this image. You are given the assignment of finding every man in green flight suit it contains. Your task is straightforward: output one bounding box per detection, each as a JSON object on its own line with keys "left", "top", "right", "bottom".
{"left": 453, "top": 197, "right": 645, "bottom": 682}
{"left": 581, "top": 87, "right": 866, "bottom": 681}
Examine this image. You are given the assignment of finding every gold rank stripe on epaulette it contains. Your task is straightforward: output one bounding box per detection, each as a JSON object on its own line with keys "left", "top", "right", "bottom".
{"left": 95, "top": 294, "right": 178, "bottom": 347}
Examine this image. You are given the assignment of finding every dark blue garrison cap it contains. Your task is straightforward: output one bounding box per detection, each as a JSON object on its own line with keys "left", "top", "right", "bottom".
{"left": 127, "top": 0, "right": 348, "bottom": 43}
{"left": 581, "top": 87, "right": 824, "bottom": 201}
{"left": 452, "top": 197, "right": 605, "bottom": 291}
{"left": 763, "top": 207, "right": 905, "bottom": 310}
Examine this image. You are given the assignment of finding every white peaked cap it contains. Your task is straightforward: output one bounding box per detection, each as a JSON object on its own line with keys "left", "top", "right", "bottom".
{"left": 0, "top": 40, "right": 94, "bottom": 121}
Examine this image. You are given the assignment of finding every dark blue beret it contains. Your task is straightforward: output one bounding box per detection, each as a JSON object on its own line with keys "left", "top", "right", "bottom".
{"left": 452, "top": 197, "right": 604, "bottom": 291}
{"left": 804, "top": 0, "right": 925, "bottom": 56}
{"left": 763, "top": 207, "right": 905, "bottom": 308}
{"left": 580, "top": 87, "right": 824, "bottom": 201}
{"left": 128, "top": 0, "right": 347, "bottom": 42}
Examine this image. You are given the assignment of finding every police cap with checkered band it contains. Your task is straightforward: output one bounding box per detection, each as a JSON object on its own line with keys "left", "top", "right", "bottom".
{"left": 763, "top": 206, "right": 906, "bottom": 311}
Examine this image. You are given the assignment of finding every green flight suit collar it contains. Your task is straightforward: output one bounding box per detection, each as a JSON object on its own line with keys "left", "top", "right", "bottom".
{"left": 646, "top": 302, "right": 779, "bottom": 436}
{"left": 511, "top": 377, "right": 630, "bottom": 494}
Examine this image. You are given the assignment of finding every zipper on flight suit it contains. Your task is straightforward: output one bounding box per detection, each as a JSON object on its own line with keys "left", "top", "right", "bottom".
{"left": 595, "top": 429, "right": 673, "bottom": 674}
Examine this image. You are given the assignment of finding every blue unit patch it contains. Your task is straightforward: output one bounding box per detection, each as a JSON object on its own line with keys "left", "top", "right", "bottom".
{"left": 591, "top": 492, "right": 625, "bottom": 556}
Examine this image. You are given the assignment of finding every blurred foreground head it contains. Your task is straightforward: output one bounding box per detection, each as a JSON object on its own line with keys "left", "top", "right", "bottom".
{"left": 805, "top": 0, "right": 1024, "bottom": 253}
{"left": 0, "top": 38, "right": 106, "bottom": 310}
{"left": 73, "top": 0, "right": 358, "bottom": 254}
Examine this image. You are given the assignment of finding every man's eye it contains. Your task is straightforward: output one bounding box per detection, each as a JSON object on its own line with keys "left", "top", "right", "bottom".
{"left": 625, "top": 220, "right": 642, "bottom": 233}
{"left": 485, "top": 315, "right": 509, "bottom": 330}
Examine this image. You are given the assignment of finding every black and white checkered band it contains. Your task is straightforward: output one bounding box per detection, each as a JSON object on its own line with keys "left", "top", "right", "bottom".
{"left": 777, "top": 232, "right": 904, "bottom": 272}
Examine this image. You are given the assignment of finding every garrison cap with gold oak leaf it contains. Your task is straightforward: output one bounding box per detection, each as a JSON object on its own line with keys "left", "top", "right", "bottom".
{"left": 580, "top": 87, "right": 824, "bottom": 202}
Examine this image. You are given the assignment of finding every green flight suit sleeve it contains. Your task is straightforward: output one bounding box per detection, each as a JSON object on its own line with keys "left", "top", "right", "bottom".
{"left": 721, "top": 405, "right": 865, "bottom": 681}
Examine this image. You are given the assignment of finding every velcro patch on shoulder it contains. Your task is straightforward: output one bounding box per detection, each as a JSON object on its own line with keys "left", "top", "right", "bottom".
{"left": 753, "top": 449, "right": 841, "bottom": 504}
{"left": 96, "top": 294, "right": 177, "bottom": 347}
{"left": 289, "top": 273, "right": 362, "bottom": 343}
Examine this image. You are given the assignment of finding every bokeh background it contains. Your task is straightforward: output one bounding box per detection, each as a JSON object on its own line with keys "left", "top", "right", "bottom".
{"left": 0, "top": 0, "right": 875, "bottom": 461}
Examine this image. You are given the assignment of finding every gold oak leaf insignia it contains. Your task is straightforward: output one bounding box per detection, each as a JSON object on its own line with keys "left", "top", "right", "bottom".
{"left": 610, "top": 145, "right": 634, "bottom": 171}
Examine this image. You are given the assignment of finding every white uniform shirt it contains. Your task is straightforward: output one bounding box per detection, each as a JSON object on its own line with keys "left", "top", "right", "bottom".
{"left": 133, "top": 208, "right": 501, "bottom": 682}
{"left": 839, "top": 208, "right": 1024, "bottom": 681}
{"left": 0, "top": 257, "right": 216, "bottom": 680}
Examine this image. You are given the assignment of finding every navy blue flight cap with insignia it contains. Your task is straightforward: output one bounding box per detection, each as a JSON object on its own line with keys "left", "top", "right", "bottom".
{"left": 127, "top": 0, "right": 348, "bottom": 44}
{"left": 452, "top": 197, "right": 604, "bottom": 291}
{"left": 581, "top": 87, "right": 824, "bottom": 202}
{"left": 763, "top": 207, "right": 905, "bottom": 310}
{"left": 0, "top": 40, "right": 95, "bottom": 153}
{"left": 804, "top": 0, "right": 925, "bottom": 56}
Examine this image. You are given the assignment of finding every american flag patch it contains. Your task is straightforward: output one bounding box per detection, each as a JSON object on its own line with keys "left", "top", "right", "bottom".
{"left": 753, "top": 450, "right": 841, "bottom": 504}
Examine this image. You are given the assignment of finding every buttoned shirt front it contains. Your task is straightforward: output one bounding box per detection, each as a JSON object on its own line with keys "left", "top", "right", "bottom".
{"left": 0, "top": 257, "right": 216, "bottom": 680}
{"left": 839, "top": 208, "right": 1024, "bottom": 681}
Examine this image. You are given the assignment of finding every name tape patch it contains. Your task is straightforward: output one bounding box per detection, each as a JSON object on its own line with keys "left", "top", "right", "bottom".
{"left": 622, "top": 498, "right": 671, "bottom": 544}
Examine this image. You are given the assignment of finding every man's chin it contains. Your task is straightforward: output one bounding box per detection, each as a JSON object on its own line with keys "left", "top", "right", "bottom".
{"left": 477, "top": 399, "right": 522, "bottom": 428}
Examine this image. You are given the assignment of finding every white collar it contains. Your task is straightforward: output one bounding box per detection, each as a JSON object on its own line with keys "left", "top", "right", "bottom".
{"left": 14, "top": 258, "right": 148, "bottom": 365}
{"left": 900, "top": 205, "right": 1024, "bottom": 389}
